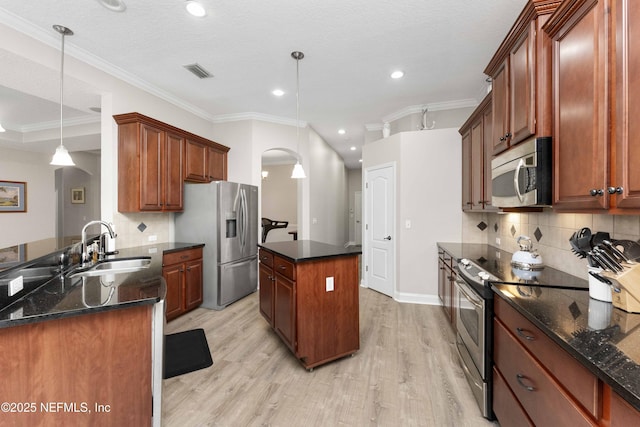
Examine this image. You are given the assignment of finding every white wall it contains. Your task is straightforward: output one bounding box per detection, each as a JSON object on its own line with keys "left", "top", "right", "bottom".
{"left": 0, "top": 148, "right": 55, "bottom": 247}
{"left": 362, "top": 129, "right": 462, "bottom": 304}
{"left": 347, "top": 169, "right": 362, "bottom": 244}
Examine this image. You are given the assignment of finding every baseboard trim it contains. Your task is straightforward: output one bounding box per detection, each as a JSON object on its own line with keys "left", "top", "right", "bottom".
{"left": 393, "top": 292, "right": 441, "bottom": 306}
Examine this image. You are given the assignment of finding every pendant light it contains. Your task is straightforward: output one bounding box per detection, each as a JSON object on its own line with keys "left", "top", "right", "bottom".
{"left": 50, "top": 25, "right": 75, "bottom": 166}
{"left": 291, "top": 51, "right": 306, "bottom": 179}
{"left": 0, "top": 123, "right": 5, "bottom": 132}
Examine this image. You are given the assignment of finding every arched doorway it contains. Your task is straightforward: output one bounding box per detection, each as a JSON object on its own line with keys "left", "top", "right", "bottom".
{"left": 261, "top": 148, "right": 299, "bottom": 243}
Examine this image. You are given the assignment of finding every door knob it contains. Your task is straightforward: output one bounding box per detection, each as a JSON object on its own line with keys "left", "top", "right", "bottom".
{"left": 590, "top": 188, "right": 604, "bottom": 196}
{"left": 384, "top": 236, "right": 392, "bottom": 241}
{"left": 607, "top": 186, "right": 623, "bottom": 195}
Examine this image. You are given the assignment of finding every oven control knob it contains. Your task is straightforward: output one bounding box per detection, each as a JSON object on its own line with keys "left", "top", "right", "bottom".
{"left": 460, "top": 258, "right": 470, "bottom": 266}
{"left": 478, "top": 272, "right": 490, "bottom": 280}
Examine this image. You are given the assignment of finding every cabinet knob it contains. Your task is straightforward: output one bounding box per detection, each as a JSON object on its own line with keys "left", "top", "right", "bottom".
{"left": 279, "top": 265, "right": 287, "bottom": 270}
{"left": 607, "top": 186, "right": 623, "bottom": 195}
{"left": 180, "top": 269, "right": 184, "bottom": 273}
{"left": 516, "top": 327, "right": 535, "bottom": 341}
{"left": 505, "top": 132, "right": 512, "bottom": 138}
{"left": 186, "top": 267, "right": 191, "bottom": 271}
{"left": 589, "top": 188, "right": 604, "bottom": 196}
{"left": 499, "top": 136, "right": 506, "bottom": 142}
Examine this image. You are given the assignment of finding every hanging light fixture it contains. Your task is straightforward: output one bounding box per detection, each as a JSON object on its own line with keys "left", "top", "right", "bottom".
{"left": 50, "top": 25, "right": 75, "bottom": 166}
{"left": 291, "top": 51, "right": 306, "bottom": 179}
{"left": 0, "top": 123, "right": 6, "bottom": 132}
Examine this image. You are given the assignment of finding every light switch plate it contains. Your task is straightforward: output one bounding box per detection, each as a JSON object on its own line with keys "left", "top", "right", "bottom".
{"left": 9, "top": 276, "right": 24, "bottom": 297}
{"left": 326, "top": 276, "right": 334, "bottom": 292}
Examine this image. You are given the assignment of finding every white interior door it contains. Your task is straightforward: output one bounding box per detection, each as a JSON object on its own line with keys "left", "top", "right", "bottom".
{"left": 354, "top": 191, "right": 362, "bottom": 245}
{"left": 365, "top": 164, "right": 395, "bottom": 297}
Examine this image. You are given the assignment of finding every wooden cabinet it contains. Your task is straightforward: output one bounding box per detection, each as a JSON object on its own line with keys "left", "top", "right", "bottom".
{"left": 184, "top": 138, "right": 228, "bottom": 183}
{"left": 114, "top": 112, "right": 229, "bottom": 213}
{"left": 459, "top": 94, "right": 496, "bottom": 211}
{"left": 484, "top": 0, "right": 558, "bottom": 154}
{"left": 118, "top": 117, "right": 184, "bottom": 212}
{"left": 609, "top": 387, "right": 640, "bottom": 426}
{"left": 493, "top": 297, "right": 600, "bottom": 426}
{"left": 258, "top": 247, "right": 359, "bottom": 369}
{"left": 437, "top": 248, "right": 456, "bottom": 327}
{"left": 163, "top": 247, "right": 203, "bottom": 321}
{"left": 544, "top": 0, "right": 640, "bottom": 213}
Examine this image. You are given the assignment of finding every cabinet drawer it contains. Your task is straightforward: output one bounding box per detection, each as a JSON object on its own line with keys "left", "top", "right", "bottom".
{"left": 610, "top": 388, "right": 640, "bottom": 426}
{"left": 494, "top": 319, "right": 596, "bottom": 427}
{"left": 163, "top": 247, "right": 203, "bottom": 266}
{"left": 493, "top": 366, "right": 534, "bottom": 427}
{"left": 494, "top": 298, "right": 600, "bottom": 417}
{"left": 259, "top": 249, "right": 274, "bottom": 268}
{"left": 274, "top": 255, "right": 295, "bottom": 280}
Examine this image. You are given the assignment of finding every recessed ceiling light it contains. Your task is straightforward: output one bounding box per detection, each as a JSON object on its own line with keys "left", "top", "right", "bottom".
{"left": 272, "top": 89, "right": 285, "bottom": 97}
{"left": 338, "top": 129, "right": 346, "bottom": 135}
{"left": 359, "top": 159, "right": 363, "bottom": 163}
{"left": 350, "top": 146, "right": 356, "bottom": 151}
{"left": 186, "top": 1, "right": 207, "bottom": 17}
{"left": 96, "top": 0, "right": 126, "bottom": 12}
{"left": 391, "top": 70, "right": 404, "bottom": 79}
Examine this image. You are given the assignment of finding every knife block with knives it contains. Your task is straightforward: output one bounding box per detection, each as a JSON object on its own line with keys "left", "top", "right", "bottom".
{"left": 602, "top": 264, "right": 640, "bottom": 313}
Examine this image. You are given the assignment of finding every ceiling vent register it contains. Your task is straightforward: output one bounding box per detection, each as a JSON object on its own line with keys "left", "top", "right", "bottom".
{"left": 183, "top": 63, "right": 214, "bottom": 79}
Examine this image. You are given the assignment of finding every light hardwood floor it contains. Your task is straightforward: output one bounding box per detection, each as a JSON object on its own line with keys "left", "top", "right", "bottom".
{"left": 162, "top": 288, "right": 498, "bottom": 426}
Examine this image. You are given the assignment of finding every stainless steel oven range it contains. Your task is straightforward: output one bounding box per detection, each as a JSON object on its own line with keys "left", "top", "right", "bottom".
{"left": 455, "top": 258, "right": 499, "bottom": 420}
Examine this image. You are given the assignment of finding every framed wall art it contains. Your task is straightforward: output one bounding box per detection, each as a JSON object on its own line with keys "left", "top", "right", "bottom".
{"left": 0, "top": 181, "right": 27, "bottom": 212}
{"left": 71, "top": 187, "right": 85, "bottom": 204}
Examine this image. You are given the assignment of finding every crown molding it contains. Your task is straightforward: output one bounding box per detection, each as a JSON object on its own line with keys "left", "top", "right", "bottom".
{"left": 365, "top": 123, "right": 383, "bottom": 132}
{"left": 0, "top": 9, "right": 215, "bottom": 122}
{"left": 19, "top": 115, "right": 101, "bottom": 133}
{"left": 211, "top": 112, "right": 307, "bottom": 128}
{"left": 381, "top": 99, "right": 479, "bottom": 123}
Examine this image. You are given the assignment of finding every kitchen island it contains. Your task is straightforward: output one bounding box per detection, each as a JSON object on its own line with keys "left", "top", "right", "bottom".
{"left": 258, "top": 240, "right": 361, "bottom": 369}
{"left": 0, "top": 241, "right": 202, "bottom": 426}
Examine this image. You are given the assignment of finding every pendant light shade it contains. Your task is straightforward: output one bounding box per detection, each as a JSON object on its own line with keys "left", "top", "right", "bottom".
{"left": 0, "top": 123, "right": 6, "bottom": 132}
{"left": 291, "top": 51, "right": 306, "bottom": 179}
{"left": 50, "top": 25, "right": 75, "bottom": 166}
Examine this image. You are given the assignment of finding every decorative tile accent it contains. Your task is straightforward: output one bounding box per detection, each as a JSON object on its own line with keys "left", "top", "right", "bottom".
{"left": 534, "top": 227, "right": 543, "bottom": 242}
{"left": 137, "top": 222, "right": 147, "bottom": 232}
{"left": 568, "top": 301, "right": 581, "bottom": 320}
{"left": 510, "top": 224, "right": 516, "bottom": 236}
{"left": 494, "top": 223, "right": 499, "bottom": 232}
{"left": 478, "top": 256, "right": 486, "bottom": 263}
{"left": 477, "top": 221, "right": 487, "bottom": 231}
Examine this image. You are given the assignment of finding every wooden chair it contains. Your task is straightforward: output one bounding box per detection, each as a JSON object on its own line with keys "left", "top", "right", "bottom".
{"left": 261, "top": 218, "right": 288, "bottom": 243}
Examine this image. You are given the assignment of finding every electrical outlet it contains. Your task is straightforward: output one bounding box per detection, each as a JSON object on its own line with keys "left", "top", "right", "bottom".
{"left": 148, "top": 247, "right": 158, "bottom": 254}
{"left": 148, "top": 235, "right": 157, "bottom": 242}
{"left": 9, "top": 276, "right": 24, "bottom": 297}
{"left": 495, "top": 237, "right": 501, "bottom": 246}
{"left": 405, "top": 219, "right": 411, "bottom": 229}
{"left": 312, "top": 218, "right": 318, "bottom": 224}
{"left": 326, "top": 276, "right": 334, "bottom": 292}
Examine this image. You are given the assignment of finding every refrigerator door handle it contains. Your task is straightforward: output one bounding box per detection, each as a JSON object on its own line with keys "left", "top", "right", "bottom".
{"left": 242, "top": 189, "right": 249, "bottom": 252}
{"left": 239, "top": 188, "right": 247, "bottom": 252}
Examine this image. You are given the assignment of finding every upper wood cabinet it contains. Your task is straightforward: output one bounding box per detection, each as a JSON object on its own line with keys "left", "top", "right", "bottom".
{"left": 114, "top": 112, "right": 229, "bottom": 213}
{"left": 484, "top": 0, "right": 560, "bottom": 155}
{"left": 544, "top": 0, "right": 640, "bottom": 213}
{"left": 184, "top": 138, "right": 228, "bottom": 183}
{"left": 459, "top": 94, "right": 497, "bottom": 212}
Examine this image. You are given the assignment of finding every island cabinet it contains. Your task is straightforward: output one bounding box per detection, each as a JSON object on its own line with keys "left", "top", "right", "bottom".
{"left": 437, "top": 248, "right": 456, "bottom": 328}
{"left": 114, "top": 112, "right": 229, "bottom": 213}
{"left": 258, "top": 241, "right": 361, "bottom": 370}
{"left": 484, "top": 0, "right": 559, "bottom": 155}
{"left": 163, "top": 246, "right": 203, "bottom": 321}
{"left": 0, "top": 305, "right": 154, "bottom": 426}
{"left": 493, "top": 297, "right": 600, "bottom": 426}
{"left": 544, "top": 0, "right": 640, "bottom": 212}
{"left": 459, "top": 93, "right": 496, "bottom": 212}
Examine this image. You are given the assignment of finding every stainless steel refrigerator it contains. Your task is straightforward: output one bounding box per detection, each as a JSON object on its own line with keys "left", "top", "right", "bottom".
{"left": 175, "top": 181, "right": 258, "bottom": 310}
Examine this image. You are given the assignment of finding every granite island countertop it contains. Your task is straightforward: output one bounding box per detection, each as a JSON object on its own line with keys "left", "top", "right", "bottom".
{"left": 0, "top": 242, "right": 204, "bottom": 328}
{"left": 438, "top": 241, "right": 640, "bottom": 411}
{"left": 258, "top": 240, "right": 362, "bottom": 262}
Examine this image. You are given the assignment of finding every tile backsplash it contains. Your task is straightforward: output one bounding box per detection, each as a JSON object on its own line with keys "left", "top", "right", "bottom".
{"left": 462, "top": 210, "right": 640, "bottom": 279}
{"left": 112, "top": 212, "right": 172, "bottom": 250}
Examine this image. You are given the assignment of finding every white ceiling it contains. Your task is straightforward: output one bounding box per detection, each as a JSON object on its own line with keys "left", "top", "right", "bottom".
{"left": 0, "top": 0, "right": 527, "bottom": 168}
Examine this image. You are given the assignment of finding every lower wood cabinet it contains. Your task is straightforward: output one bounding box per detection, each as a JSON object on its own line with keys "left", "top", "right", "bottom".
{"left": 163, "top": 247, "right": 203, "bottom": 321}
{"left": 258, "top": 248, "right": 359, "bottom": 369}
{"left": 493, "top": 296, "right": 599, "bottom": 426}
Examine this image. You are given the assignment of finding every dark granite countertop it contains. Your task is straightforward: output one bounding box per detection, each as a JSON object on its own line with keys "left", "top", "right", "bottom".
{"left": 258, "top": 240, "right": 361, "bottom": 262}
{"left": 438, "top": 241, "right": 640, "bottom": 411}
{"left": 0, "top": 242, "right": 204, "bottom": 328}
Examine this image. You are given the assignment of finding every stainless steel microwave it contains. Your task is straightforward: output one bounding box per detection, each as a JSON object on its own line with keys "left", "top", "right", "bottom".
{"left": 491, "top": 137, "right": 552, "bottom": 208}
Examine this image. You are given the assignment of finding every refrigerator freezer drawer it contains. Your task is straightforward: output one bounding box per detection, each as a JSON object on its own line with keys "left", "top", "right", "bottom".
{"left": 216, "top": 256, "right": 258, "bottom": 308}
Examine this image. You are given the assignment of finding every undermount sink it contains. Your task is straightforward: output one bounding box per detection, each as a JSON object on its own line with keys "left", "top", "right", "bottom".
{"left": 68, "top": 257, "right": 152, "bottom": 278}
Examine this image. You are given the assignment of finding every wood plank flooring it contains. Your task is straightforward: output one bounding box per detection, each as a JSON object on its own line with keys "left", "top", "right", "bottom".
{"left": 162, "top": 288, "right": 498, "bottom": 426}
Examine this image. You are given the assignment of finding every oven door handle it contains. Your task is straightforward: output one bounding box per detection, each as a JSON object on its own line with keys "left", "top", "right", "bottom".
{"left": 455, "top": 278, "right": 483, "bottom": 310}
{"left": 455, "top": 339, "right": 483, "bottom": 389}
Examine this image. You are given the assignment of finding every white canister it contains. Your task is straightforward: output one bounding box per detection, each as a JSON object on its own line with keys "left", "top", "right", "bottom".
{"left": 588, "top": 297, "right": 613, "bottom": 330}
{"left": 588, "top": 266, "right": 612, "bottom": 302}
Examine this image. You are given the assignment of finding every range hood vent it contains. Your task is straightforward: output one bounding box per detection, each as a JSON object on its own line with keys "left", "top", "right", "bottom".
{"left": 183, "top": 63, "right": 214, "bottom": 79}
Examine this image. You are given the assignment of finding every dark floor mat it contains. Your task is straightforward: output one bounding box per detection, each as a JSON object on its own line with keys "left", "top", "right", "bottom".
{"left": 163, "top": 328, "right": 213, "bottom": 379}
